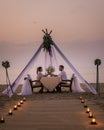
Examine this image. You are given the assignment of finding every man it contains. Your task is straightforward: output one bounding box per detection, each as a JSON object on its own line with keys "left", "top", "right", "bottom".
{"left": 56, "top": 65, "right": 67, "bottom": 92}
{"left": 58, "top": 65, "right": 67, "bottom": 80}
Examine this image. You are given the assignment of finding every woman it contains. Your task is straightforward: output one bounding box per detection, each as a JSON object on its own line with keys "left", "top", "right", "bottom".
{"left": 36, "top": 67, "right": 44, "bottom": 93}
{"left": 36, "top": 67, "right": 44, "bottom": 80}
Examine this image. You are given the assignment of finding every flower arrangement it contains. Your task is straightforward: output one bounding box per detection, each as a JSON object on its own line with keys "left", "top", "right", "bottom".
{"left": 42, "top": 29, "right": 53, "bottom": 54}
{"left": 46, "top": 66, "right": 55, "bottom": 73}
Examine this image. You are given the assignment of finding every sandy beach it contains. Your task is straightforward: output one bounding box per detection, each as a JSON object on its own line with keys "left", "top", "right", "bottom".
{"left": 0, "top": 84, "right": 104, "bottom": 130}
{"left": 0, "top": 0, "right": 103, "bottom": 129}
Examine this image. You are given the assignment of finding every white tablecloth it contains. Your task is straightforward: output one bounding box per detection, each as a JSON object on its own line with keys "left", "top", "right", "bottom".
{"left": 40, "top": 77, "right": 61, "bottom": 91}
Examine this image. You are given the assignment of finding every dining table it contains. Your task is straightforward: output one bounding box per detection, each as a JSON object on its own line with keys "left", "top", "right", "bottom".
{"left": 40, "top": 76, "right": 61, "bottom": 92}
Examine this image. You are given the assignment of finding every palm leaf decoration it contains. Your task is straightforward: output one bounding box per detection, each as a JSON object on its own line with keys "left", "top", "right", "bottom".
{"left": 2, "top": 61, "right": 10, "bottom": 69}
{"left": 2, "top": 60, "right": 13, "bottom": 94}
{"left": 94, "top": 59, "right": 101, "bottom": 66}
{"left": 42, "top": 29, "right": 53, "bottom": 53}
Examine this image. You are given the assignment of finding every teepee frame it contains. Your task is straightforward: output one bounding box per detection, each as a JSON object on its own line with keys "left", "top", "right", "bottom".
{"left": 2, "top": 29, "right": 97, "bottom": 97}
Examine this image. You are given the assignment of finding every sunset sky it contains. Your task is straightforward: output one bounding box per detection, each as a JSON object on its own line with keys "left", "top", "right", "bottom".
{"left": 0, "top": 0, "right": 104, "bottom": 84}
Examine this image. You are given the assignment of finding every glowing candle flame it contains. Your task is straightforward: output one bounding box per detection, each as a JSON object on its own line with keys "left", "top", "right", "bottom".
{"left": 8, "top": 109, "right": 12, "bottom": 115}
{"left": 89, "top": 112, "right": 93, "bottom": 118}
{"left": 91, "top": 117, "right": 96, "bottom": 124}
{"left": 14, "top": 105, "right": 17, "bottom": 110}
{"left": 0, "top": 116, "right": 5, "bottom": 123}
{"left": 79, "top": 96, "right": 82, "bottom": 100}
{"left": 17, "top": 102, "right": 21, "bottom": 107}
{"left": 81, "top": 99, "right": 85, "bottom": 103}
{"left": 1, "top": 116, "right": 4, "bottom": 120}
{"left": 20, "top": 100, "right": 23, "bottom": 104}
{"left": 84, "top": 103, "right": 87, "bottom": 108}
{"left": 23, "top": 97, "right": 26, "bottom": 101}
{"left": 86, "top": 107, "right": 90, "bottom": 113}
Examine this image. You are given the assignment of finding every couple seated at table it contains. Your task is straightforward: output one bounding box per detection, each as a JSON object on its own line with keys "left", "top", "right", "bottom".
{"left": 36, "top": 65, "right": 67, "bottom": 92}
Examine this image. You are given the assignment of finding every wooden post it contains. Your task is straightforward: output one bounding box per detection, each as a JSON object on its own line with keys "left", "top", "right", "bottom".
{"left": 96, "top": 64, "right": 99, "bottom": 93}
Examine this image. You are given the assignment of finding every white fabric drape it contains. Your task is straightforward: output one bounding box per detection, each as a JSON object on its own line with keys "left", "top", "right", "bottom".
{"left": 53, "top": 42, "right": 97, "bottom": 94}
{"left": 21, "top": 79, "right": 32, "bottom": 95}
{"left": 44, "top": 46, "right": 58, "bottom": 69}
{"left": 2, "top": 40, "right": 97, "bottom": 97}
{"left": 72, "top": 74, "right": 85, "bottom": 93}
{"left": 3, "top": 43, "right": 43, "bottom": 97}
{"left": 18, "top": 78, "right": 32, "bottom": 95}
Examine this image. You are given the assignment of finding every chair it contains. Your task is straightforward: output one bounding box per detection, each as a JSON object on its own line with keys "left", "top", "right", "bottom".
{"left": 60, "top": 75, "right": 74, "bottom": 92}
{"left": 29, "top": 79, "right": 43, "bottom": 92}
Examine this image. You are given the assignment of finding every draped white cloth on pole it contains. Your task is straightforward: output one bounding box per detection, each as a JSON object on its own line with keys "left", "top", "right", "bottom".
{"left": 18, "top": 78, "right": 32, "bottom": 95}
{"left": 3, "top": 43, "right": 43, "bottom": 97}
{"left": 72, "top": 74, "right": 85, "bottom": 93}
{"left": 53, "top": 42, "right": 97, "bottom": 94}
{"left": 2, "top": 39, "right": 97, "bottom": 97}
{"left": 44, "top": 46, "right": 58, "bottom": 69}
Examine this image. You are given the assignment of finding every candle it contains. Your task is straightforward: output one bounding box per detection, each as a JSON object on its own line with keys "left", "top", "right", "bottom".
{"left": 17, "top": 102, "right": 21, "bottom": 107}
{"left": 81, "top": 99, "right": 85, "bottom": 103}
{"left": 0, "top": 116, "right": 5, "bottom": 123}
{"left": 89, "top": 112, "right": 93, "bottom": 118}
{"left": 79, "top": 96, "right": 82, "bottom": 100}
{"left": 8, "top": 109, "right": 13, "bottom": 115}
{"left": 86, "top": 107, "right": 90, "bottom": 113}
{"left": 91, "top": 117, "right": 97, "bottom": 124}
{"left": 84, "top": 103, "right": 88, "bottom": 108}
{"left": 20, "top": 100, "right": 23, "bottom": 104}
{"left": 14, "top": 105, "right": 17, "bottom": 110}
{"left": 23, "top": 97, "right": 26, "bottom": 101}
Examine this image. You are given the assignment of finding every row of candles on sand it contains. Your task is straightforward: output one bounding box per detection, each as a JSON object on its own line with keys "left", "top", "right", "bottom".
{"left": 0, "top": 97, "right": 26, "bottom": 123}
{"left": 80, "top": 96, "right": 97, "bottom": 125}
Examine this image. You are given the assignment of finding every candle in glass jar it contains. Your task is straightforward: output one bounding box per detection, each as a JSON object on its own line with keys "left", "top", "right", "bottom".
{"left": 0, "top": 116, "right": 5, "bottom": 123}
{"left": 79, "top": 96, "right": 82, "bottom": 100}
{"left": 86, "top": 107, "right": 90, "bottom": 113}
{"left": 23, "top": 97, "right": 26, "bottom": 101}
{"left": 84, "top": 103, "right": 88, "bottom": 108}
{"left": 17, "top": 102, "right": 21, "bottom": 107}
{"left": 14, "top": 105, "right": 17, "bottom": 110}
{"left": 81, "top": 99, "right": 85, "bottom": 103}
{"left": 91, "top": 117, "right": 97, "bottom": 124}
{"left": 89, "top": 112, "right": 93, "bottom": 118}
{"left": 8, "top": 109, "right": 13, "bottom": 115}
{"left": 20, "top": 100, "right": 23, "bottom": 104}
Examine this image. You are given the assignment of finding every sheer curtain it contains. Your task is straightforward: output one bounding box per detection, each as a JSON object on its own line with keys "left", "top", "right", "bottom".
{"left": 2, "top": 41, "right": 97, "bottom": 97}
{"left": 53, "top": 41, "right": 97, "bottom": 94}
{"left": 3, "top": 43, "right": 43, "bottom": 97}
{"left": 72, "top": 74, "right": 85, "bottom": 93}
